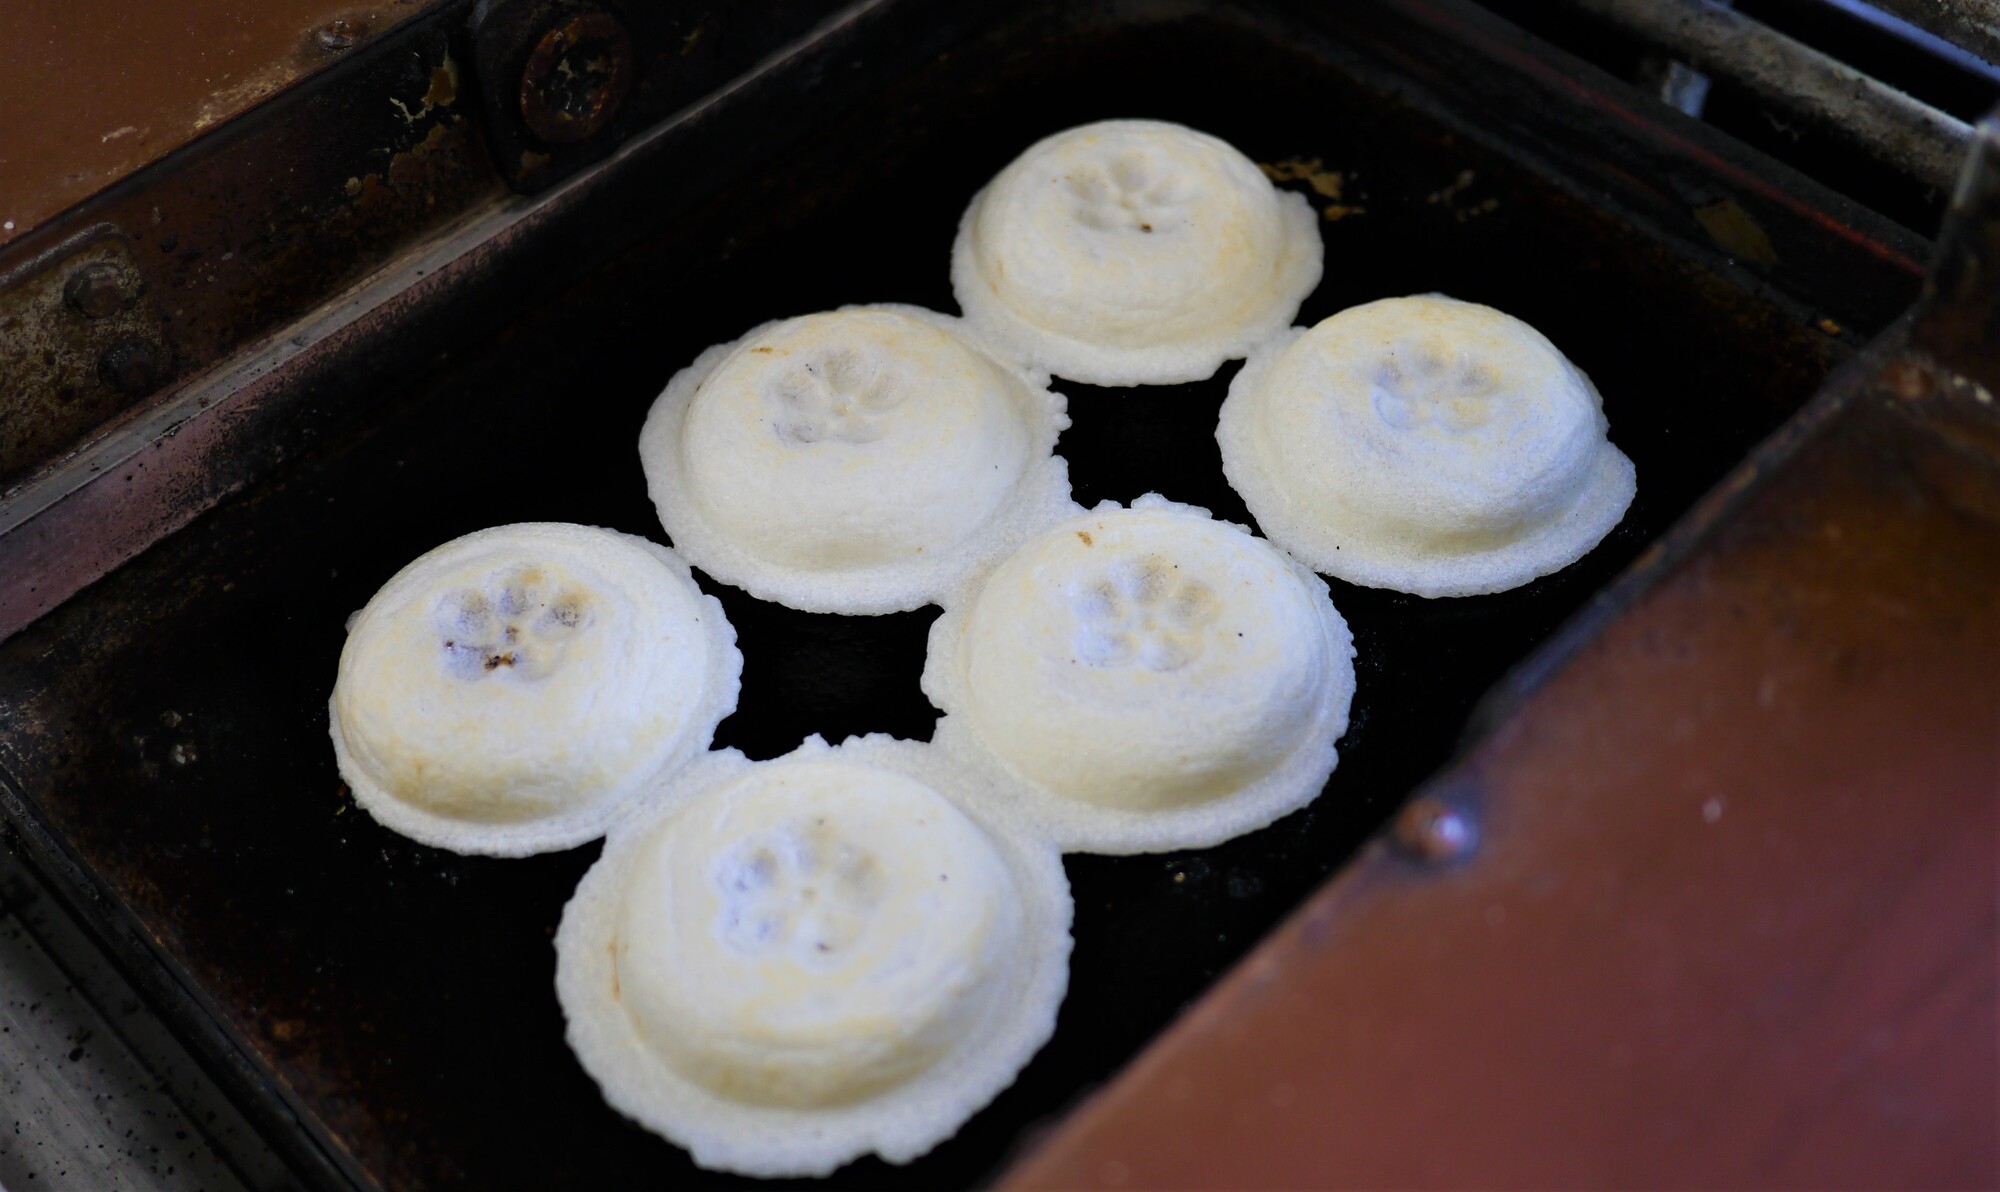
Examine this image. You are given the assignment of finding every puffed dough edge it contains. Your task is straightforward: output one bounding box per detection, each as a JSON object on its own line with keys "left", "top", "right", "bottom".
{"left": 638, "top": 304, "right": 1075, "bottom": 615}
{"left": 923, "top": 493, "right": 1357, "bottom": 855}
{"left": 950, "top": 178, "right": 1322, "bottom": 387}
{"left": 328, "top": 525, "right": 742, "bottom": 857}
{"left": 554, "top": 735, "right": 1073, "bottom": 1177}
{"left": 1218, "top": 327, "right": 1639, "bottom": 598}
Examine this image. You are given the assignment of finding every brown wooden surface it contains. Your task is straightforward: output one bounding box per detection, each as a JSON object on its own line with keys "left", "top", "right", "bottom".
{"left": 1000, "top": 358, "right": 2000, "bottom": 1188}
{"left": 0, "top": 0, "right": 429, "bottom": 245}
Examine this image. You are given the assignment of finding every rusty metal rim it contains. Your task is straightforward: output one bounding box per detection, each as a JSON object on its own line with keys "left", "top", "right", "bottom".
{"left": 996, "top": 111, "right": 2000, "bottom": 1192}
{"left": 0, "top": 3, "right": 1967, "bottom": 1187}
{"left": 0, "top": 223, "right": 124, "bottom": 297}
{"left": 1461, "top": 107, "right": 2000, "bottom": 731}
{"left": 0, "top": 0, "right": 897, "bottom": 617}
{"left": 0, "top": 777, "right": 367, "bottom": 1191}
{"left": 0, "top": 0, "right": 1933, "bottom": 648}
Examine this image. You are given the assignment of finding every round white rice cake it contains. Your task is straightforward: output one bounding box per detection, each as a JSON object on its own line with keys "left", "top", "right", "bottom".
{"left": 1219, "top": 295, "right": 1637, "bottom": 597}
{"left": 923, "top": 495, "right": 1356, "bottom": 854}
{"left": 639, "top": 304, "right": 1072, "bottom": 614}
{"left": 329, "top": 523, "right": 740, "bottom": 856}
{"left": 951, "top": 119, "right": 1323, "bottom": 386}
{"left": 555, "top": 735, "right": 1071, "bottom": 1177}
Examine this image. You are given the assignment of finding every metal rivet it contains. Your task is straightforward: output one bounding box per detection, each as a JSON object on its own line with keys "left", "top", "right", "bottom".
{"left": 63, "top": 263, "right": 132, "bottom": 319}
{"left": 99, "top": 337, "right": 167, "bottom": 395}
{"left": 316, "top": 18, "right": 368, "bottom": 52}
{"left": 1392, "top": 796, "right": 1477, "bottom": 863}
{"left": 518, "top": 11, "right": 634, "bottom": 145}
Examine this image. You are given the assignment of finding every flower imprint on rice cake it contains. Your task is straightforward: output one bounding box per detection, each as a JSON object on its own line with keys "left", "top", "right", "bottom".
{"left": 1219, "top": 294, "right": 1637, "bottom": 598}
{"left": 640, "top": 305, "right": 1072, "bottom": 615}
{"left": 555, "top": 736, "right": 1071, "bottom": 1177}
{"left": 766, "top": 344, "right": 907, "bottom": 445}
{"left": 1069, "top": 554, "right": 1220, "bottom": 672}
{"left": 924, "top": 495, "right": 1356, "bottom": 855}
{"left": 952, "top": 120, "right": 1323, "bottom": 386}
{"left": 329, "top": 523, "right": 741, "bottom": 856}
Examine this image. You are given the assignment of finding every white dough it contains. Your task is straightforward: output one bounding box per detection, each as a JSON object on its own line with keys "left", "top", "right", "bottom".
{"left": 951, "top": 119, "right": 1323, "bottom": 386}
{"left": 639, "top": 305, "right": 1073, "bottom": 614}
{"left": 924, "top": 495, "right": 1356, "bottom": 854}
{"left": 328, "top": 523, "right": 740, "bottom": 856}
{"left": 555, "top": 736, "right": 1071, "bottom": 1177}
{"left": 1218, "top": 295, "right": 1638, "bottom": 597}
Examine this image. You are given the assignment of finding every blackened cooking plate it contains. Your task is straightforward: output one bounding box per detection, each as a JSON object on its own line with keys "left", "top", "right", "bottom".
{"left": 0, "top": 1, "right": 1923, "bottom": 1189}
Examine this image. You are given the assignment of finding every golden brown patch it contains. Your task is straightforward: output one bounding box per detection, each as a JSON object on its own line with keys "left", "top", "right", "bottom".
{"left": 1077, "top": 531, "right": 1094, "bottom": 547}
{"left": 1260, "top": 156, "right": 1345, "bottom": 199}
{"left": 423, "top": 58, "right": 459, "bottom": 110}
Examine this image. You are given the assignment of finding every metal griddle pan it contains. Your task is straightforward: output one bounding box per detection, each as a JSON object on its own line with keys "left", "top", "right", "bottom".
{"left": 0, "top": 1, "right": 1933, "bottom": 1187}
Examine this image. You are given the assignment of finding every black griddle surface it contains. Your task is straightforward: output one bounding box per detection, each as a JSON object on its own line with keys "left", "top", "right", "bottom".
{"left": 0, "top": 2, "right": 1920, "bottom": 1188}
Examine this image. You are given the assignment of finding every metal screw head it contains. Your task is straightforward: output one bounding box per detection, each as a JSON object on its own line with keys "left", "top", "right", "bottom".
{"left": 64, "top": 263, "right": 132, "bottom": 319}
{"left": 316, "top": 18, "right": 368, "bottom": 52}
{"left": 1392, "top": 796, "right": 1477, "bottom": 863}
{"left": 98, "top": 337, "right": 167, "bottom": 395}
{"left": 518, "top": 11, "right": 634, "bottom": 145}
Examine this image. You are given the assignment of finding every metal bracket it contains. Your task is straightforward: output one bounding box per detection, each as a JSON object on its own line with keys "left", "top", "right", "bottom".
{"left": 0, "top": 229, "right": 173, "bottom": 487}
